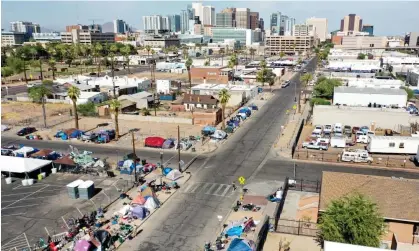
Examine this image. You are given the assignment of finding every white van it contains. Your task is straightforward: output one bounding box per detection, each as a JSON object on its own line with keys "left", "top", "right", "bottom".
{"left": 341, "top": 150, "right": 373, "bottom": 163}
{"left": 334, "top": 123, "right": 343, "bottom": 133}
{"left": 356, "top": 135, "right": 369, "bottom": 144}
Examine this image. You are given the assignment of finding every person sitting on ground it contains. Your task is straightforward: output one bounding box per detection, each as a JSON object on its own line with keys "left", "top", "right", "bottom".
{"left": 268, "top": 187, "right": 283, "bottom": 202}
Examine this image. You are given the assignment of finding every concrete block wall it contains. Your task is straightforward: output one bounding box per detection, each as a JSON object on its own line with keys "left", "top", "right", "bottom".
{"left": 113, "top": 114, "right": 193, "bottom": 125}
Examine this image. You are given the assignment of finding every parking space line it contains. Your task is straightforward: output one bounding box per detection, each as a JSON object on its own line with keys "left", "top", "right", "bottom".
{"left": 2, "top": 185, "right": 49, "bottom": 210}
{"left": 62, "top": 216, "right": 69, "bottom": 229}
{"left": 45, "top": 227, "right": 50, "bottom": 236}
{"left": 89, "top": 199, "right": 96, "bottom": 207}
{"left": 1, "top": 188, "right": 64, "bottom": 197}
{"left": 23, "top": 233, "right": 30, "bottom": 249}
{"left": 1, "top": 213, "right": 26, "bottom": 217}
{"left": 2, "top": 204, "right": 39, "bottom": 210}
{"left": 76, "top": 207, "right": 83, "bottom": 216}
{"left": 2, "top": 194, "right": 64, "bottom": 203}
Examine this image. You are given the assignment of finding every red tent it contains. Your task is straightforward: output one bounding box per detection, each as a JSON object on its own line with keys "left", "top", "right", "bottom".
{"left": 131, "top": 194, "right": 146, "bottom": 205}
{"left": 145, "top": 137, "right": 165, "bottom": 148}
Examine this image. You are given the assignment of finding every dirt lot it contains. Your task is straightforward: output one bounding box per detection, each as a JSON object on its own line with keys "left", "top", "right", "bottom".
{"left": 1, "top": 102, "right": 72, "bottom": 127}
{"left": 130, "top": 71, "right": 189, "bottom": 82}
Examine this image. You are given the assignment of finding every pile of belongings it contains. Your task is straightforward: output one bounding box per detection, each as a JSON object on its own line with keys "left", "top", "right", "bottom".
{"left": 224, "top": 217, "right": 256, "bottom": 237}
{"left": 25, "top": 134, "right": 43, "bottom": 140}
{"left": 211, "top": 130, "right": 227, "bottom": 140}
{"left": 162, "top": 138, "right": 175, "bottom": 149}
{"left": 69, "top": 146, "right": 95, "bottom": 167}
{"left": 31, "top": 149, "right": 62, "bottom": 160}
{"left": 132, "top": 186, "right": 160, "bottom": 211}
{"left": 12, "top": 146, "right": 38, "bottom": 157}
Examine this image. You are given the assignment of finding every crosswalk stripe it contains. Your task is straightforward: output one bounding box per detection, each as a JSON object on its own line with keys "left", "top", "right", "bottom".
{"left": 213, "top": 184, "right": 225, "bottom": 195}
{"left": 189, "top": 183, "right": 202, "bottom": 193}
{"left": 205, "top": 184, "right": 217, "bottom": 194}
{"left": 183, "top": 183, "right": 194, "bottom": 193}
{"left": 219, "top": 185, "right": 232, "bottom": 197}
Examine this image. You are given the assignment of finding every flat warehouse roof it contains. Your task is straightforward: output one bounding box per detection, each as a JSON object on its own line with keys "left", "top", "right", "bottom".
{"left": 334, "top": 86, "right": 407, "bottom": 95}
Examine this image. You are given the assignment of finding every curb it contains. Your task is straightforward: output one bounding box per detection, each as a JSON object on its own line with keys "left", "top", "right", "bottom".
{"left": 293, "top": 158, "right": 419, "bottom": 173}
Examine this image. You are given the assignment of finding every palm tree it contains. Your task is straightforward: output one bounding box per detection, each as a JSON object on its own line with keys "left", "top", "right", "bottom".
{"left": 219, "top": 49, "right": 225, "bottom": 66}
{"left": 145, "top": 45, "right": 152, "bottom": 61}
{"left": 28, "top": 82, "right": 52, "bottom": 128}
{"left": 120, "top": 44, "right": 132, "bottom": 74}
{"left": 218, "top": 89, "right": 231, "bottom": 130}
{"left": 279, "top": 51, "right": 285, "bottom": 59}
{"left": 163, "top": 47, "right": 170, "bottom": 61}
{"left": 48, "top": 59, "right": 57, "bottom": 80}
{"left": 93, "top": 43, "right": 103, "bottom": 77}
{"left": 249, "top": 48, "right": 256, "bottom": 60}
{"left": 67, "top": 86, "right": 81, "bottom": 129}
{"left": 109, "top": 99, "right": 121, "bottom": 140}
{"left": 185, "top": 57, "right": 193, "bottom": 92}
{"left": 182, "top": 46, "right": 188, "bottom": 60}
{"left": 228, "top": 53, "right": 238, "bottom": 84}
{"left": 300, "top": 72, "right": 313, "bottom": 104}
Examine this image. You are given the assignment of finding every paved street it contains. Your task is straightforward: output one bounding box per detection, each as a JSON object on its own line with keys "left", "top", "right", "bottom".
{"left": 116, "top": 59, "right": 318, "bottom": 251}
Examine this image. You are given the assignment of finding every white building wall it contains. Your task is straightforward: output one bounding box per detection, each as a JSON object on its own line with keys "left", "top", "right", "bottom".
{"left": 333, "top": 92, "right": 407, "bottom": 107}
{"left": 306, "top": 17, "right": 328, "bottom": 42}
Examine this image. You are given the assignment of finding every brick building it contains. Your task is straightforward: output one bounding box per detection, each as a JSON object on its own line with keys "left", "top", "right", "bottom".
{"left": 190, "top": 66, "right": 232, "bottom": 84}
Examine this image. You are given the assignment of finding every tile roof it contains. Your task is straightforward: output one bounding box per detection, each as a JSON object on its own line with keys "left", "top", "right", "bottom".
{"left": 182, "top": 94, "right": 218, "bottom": 105}
{"left": 320, "top": 172, "right": 419, "bottom": 222}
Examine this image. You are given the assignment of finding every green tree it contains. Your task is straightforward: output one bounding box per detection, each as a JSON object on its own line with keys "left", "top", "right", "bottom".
{"left": 310, "top": 97, "right": 331, "bottom": 107}
{"left": 48, "top": 59, "right": 57, "bottom": 80}
{"left": 279, "top": 51, "right": 285, "bottom": 59}
{"left": 317, "top": 194, "right": 386, "bottom": 248}
{"left": 185, "top": 57, "right": 193, "bottom": 91}
{"left": 314, "top": 78, "right": 342, "bottom": 99}
{"left": 228, "top": 53, "right": 238, "bottom": 84}
{"left": 120, "top": 44, "right": 132, "bottom": 74}
{"left": 300, "top": 73, "right": 313, "bottom": 101}
{"left": 7, "top": 56, "right": 27, "bottom": 83}
{"left": 218, "top": 88, "right": 231, "bottom": 129}
{"left": 357, "top": 53, "right": 366, "bottom": 60}
{"left": 1, "top": 67, "right": 14, "bottom": 83}
{"left": 182, "top": 46, "right": 189, "bottom": 60}
{"left": 402, "top": 86, "right": 414, "bottom": 100}
{"left": 204, "top": 59, "right": 210, "bottom": 66}
{"left": 93, "top": 43, "right": 103, "bottom": 76}
{"left": 219, "top": 48, "right": 225, "bottom": 66}
{"left": 109, "top": 99, "right": 121, "bottom": 140}
{"left": 145, "top": 45, "right": 152, "bottom": 60}
{"left": 67, "top": 86, "right": 81, "bottom": 129}
{"left": 28, "top": 82, "right": 52, "bottom": 128}
{"left": 77, "top": 102, "right": 97, "bottom": 116}
{"left": 256, "top": 60, "right": 276, "bottom": 90}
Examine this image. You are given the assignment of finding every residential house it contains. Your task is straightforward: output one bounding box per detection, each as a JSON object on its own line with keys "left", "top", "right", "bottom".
{"left": 182, "top": 94, "right": 219, "bottom": 111}
{"left": 320, "top": 172, "right": 419, "bottom": 245}
{"left": 65, "top": 92, "right": 108, "bottom": 105}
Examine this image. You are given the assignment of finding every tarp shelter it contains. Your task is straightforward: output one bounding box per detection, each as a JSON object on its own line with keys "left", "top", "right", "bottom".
{"left": 202, "top": 126, "right": 216, "bottom": 136}
{"left": 94, "top": 230, "right": 112, "bottom": 249}
{"left": 211, "top": 130, "right": 227, "bottom": 140}
{"left": 1, "top": 125, "right": 10, "bottom": 131}
{"left": 0, "top": 156, "right": 52, "bottom": 174}
{"left": 163, "top": 167, "right": 173, "bottom": 176}
{"left": 54, "top": 155, "right": 76, "bottom": 172}
{"left": 162, "top": 139, "right": 175, "bottom": 149}
{"left": 131, "top": 206, "right": 148, "bottom": 220}
{"left": 74, "top": 240, "right": 91, "bottom": 251}
{"left": 227, "top": 238, "right": 255, "bottom": 251}
{"left": 30, "top": 149, "right": 53, "bottom": 159}
{"left": 12, "top": 147, "right": 37, "bottom": 157}
{"left": 118, "top": 205, "right": 133, "bottom": 216}
{"left": 166, "top": 169, "right": 183, "bottom": 181}
{"left": 145, "top": 137, "right": 165, "bottom": 148}
{"left": 131, "top": 194, "right": 146, "bottom": 205}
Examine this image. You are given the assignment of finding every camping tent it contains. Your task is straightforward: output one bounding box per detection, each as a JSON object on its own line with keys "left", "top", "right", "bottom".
{"left": 0, "top": 156, "right": 52, "bottom": 174}
{"left": 144, "top": 197, "right": 159, "bottom": 210}
{"left": 166, "top": 169, "right": 183, "bottom": 181}
{"left": 211, "top": 130, "right": 227, "bottom": 140}
{"left": 131, "top": 194, "right": 146, "bottom": 205}
{"left": 1, "top": 125, "right": 10, "bottom": 131}
{"left": 227, "top": 238, "right": 255, "bottom": 251}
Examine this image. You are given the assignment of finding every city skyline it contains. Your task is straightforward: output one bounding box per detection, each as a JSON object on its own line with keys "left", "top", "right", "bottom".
{"left": 2, "top": 1, "right": 418, "bottom": 36}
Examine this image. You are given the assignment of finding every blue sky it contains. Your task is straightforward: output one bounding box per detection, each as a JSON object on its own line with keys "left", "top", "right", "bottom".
{"left": 2, "top": 1, "right": 418, "bottom": 35}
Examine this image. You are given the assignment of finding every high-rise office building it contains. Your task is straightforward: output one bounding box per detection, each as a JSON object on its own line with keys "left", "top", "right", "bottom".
{"left": 216, "top": 12, "right": 234, "bottom": 27}
{"left": 187, "top": 4, "right": 194, "bottom": 19}
{"left": 236, "top": 8, "right": 250, "bottom": 29}
{"left": 169, "top": 15, "right": 181, "bottom": 32}
{"left": 113, "top": 19, "right": 129, "bottom": 34}
{"left": 192, "top": 2, "right": 215, "bottom": 26}
{"left": 340, "top": 14, "right": 362, "bottom": 35}
{"left": 362, "top": 24, "right": 374, "bottom": 36}
{"left": 143, "top": 15, "right": 167, "bottom": 31}
{"left": 259, "top": 18, "right": 265, "bottom": 31}
{"left": 306, "top": 17, "right": 328, "bottom": 42}
{"left": 10, "top": 21, "right": 40, "bottom": 37}
{"left": 293, "top": 24, "right": 316, "bottom": 37}
{"left": 88, "top": 24, "right": 102, "bottom": 33}
{"left": 180, "top": 10, "right": 189, "bottom": 33}
{"left": 249, "top": 12, "right": 259, "bottom": 30}
{"left": 270, "top": 12, "right": 294, "bottom": 35}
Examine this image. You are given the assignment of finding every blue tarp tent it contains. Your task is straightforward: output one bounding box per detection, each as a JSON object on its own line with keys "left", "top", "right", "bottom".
{"left": 226, "top": 226, "right": 243, "bottom": 237}
{"left": 227, "top": 238, "right": 255, "bottom": 251}
{"left": 163, "top": 167, "right": 173, "bottom": 176}
{"left": 162, "top": 139, "right": 175, "bottom": 149}
{"left": 70, "top": 130, "right": 84, "bottom": 138}
{"left": 131, "top": 206, "right": 148, "bottom": 220}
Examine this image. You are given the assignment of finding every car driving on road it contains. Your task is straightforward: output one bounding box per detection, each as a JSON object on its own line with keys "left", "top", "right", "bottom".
{"left": 281, "top": 80, "right": 290, "bottom": 88}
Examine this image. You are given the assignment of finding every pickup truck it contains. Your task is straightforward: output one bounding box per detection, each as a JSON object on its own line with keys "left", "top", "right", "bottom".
{"left": 302, "top": 141, "right": 329, "bottom": 151}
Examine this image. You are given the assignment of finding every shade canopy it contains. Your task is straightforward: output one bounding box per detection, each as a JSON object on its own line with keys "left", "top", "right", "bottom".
{"left": 0, "top": 156, "right": 52, "bottom": 173}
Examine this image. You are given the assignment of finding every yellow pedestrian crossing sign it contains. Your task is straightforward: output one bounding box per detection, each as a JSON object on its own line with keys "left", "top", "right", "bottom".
{"left": 238, "top": 176, "right": 246, "bottom": 185}
{"left": 292, "top": 105, "right": 297, "bottom": 110}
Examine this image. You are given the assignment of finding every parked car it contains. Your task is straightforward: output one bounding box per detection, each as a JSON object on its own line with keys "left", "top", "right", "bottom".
{"left": 303, "top": 69, "right": 307, "bottom": 73}
{"left": 17, "top": 127, "right": 36, "bottom": 136}
{"left": 302, "top": 141, "right": 328, "bottom": 151}
{"left": 352, "top": 126, "right": 360, "bottom": 134}
{"left": 313, "top": 125, "right": 323, "bottom": 134}
{"left": 324, "top": 124, "right": 332, "bottom": 134}
{"left": 281, "top": 81, "right": 290, "bottom": 88}
{"left": 344, "top": 125, "right": 352, "bottom": 136}
{"left": 334, "top": 123, "right": 343, "bottom": 133}
{"left": 311, "top": 131, "right": 322, "bottom": 138}
{"left": 356, "top": 135, "right": 369, "bottom": 144}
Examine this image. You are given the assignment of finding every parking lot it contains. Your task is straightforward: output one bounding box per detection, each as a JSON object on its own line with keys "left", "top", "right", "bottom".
{"left": 1, "top": 173, "right": 134, "bottom": 250}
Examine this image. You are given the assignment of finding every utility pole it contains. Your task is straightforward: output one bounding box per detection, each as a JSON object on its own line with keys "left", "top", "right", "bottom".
{"left": 131, "top": 131, "right": 137, "bottom": 183}
{"left": 39, "top": 57, "right": 43, "bottom": 81}
{"left": 178, "top": 125, "right": 182, "bottom": 172}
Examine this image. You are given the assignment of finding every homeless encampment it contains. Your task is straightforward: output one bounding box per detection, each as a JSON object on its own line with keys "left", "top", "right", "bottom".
{"left": 131, "top": 206, "right": 148, "bottom": 220}
{"left": 211, "top": 130, "right": 227, "bottom": 140}
{"left": 202, "top": 126, "right": 216, "bottom": 136}
{"left": 166, "top": 169, "right": 183, "bottom": 181}
{"left": 162, "top": 139, "right": 175, "bottom": 149}
{"left": 145, "top": 137, "right": 165, "bottom": 148}
{"left": 227, "top": 238, "right": 255, "bottom": 251}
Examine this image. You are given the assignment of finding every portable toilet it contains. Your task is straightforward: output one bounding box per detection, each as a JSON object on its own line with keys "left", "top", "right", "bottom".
{"left": 67, "top": 179, "right": 84, "bottom": 199}
{"left": 78, "top": 180, "right": 95, "bottom": 199}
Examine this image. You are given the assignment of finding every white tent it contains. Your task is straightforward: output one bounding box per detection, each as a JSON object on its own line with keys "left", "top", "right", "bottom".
{"left": 1, "top": 125, "right": 10, "bottom": 131}
{"left": 0, "top": 156, "right": 52, "bottom": 173}
{"left": 144, "top": 197, "right": 159, "bottom": 210}
{"left": 12, "top": 147, "right": 35, "bottom": 157}
{"left": 166, "top": 169, "right": 183, "bottom": 181}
